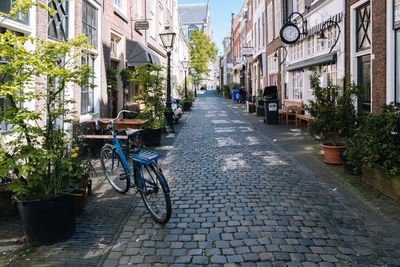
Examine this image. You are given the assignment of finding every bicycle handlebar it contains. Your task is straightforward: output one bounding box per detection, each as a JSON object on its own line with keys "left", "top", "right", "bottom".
{"left": 95, "top": 110, "right": 138, "bottom": 131}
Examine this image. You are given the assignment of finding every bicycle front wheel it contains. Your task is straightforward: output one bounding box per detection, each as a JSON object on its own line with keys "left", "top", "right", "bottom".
{"left": 100, "top": 144, "right": 130, "bottom": 193}
{"left": 135, "top": 162, "right": 171, "bottom": 224}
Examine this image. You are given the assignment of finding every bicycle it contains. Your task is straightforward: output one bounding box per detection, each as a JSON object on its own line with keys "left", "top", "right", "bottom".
{"left": 96, "top": 110, "right": 171, "bottom": 224}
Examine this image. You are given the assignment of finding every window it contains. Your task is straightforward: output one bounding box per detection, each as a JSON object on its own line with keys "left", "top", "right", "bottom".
{"left": 320, "top": 64, "right": 337, "bottom": 87}
{"left": 81, "top": 53, "right": 95, "bottom": 114}
{"left": 307, "top": 37, "right": 314, "bottom": 56}
{"left": 274, "top": 0, "right": 281, "bottom": 39}
{"left": 358, "top": 55, "right": 371, "bottom": 112}
{"left": 159, "top": 6, "right": 164, "bottom": 26}
{"left": 258, "top": 18, "right": 261, "bottom": 48}
{"left": 292, "top": 71, "right": 303, "bottom": 99}
{"left": 262, "top": 12, "right": 265, "bottom": 46}
{"left": 297, "top": 0, "right": 305, "bottom": 13}
{"left": 82, "top": 1, "right": 97, "bottom": 48}
{"left": 356, "top": 3, "right": 371, "bottom": 52}
{"left": 327, "top": 28, "right": 338, "bottom": 50}
{"left": 0, "top": 0, "right": 29, "bottom": 25}
{"left": 268, "top": 54, "right": 278, "bottom": 74}
{"left": 114, "top": 0, "right": 121, "bottom": 7}
{"left": 188, "top": 24, "right": 198, "bottom": 39}
{"left": 395, "top": 0, "right": 400, "bottom": 29}
{"left": 48, "top": 0, "right": 68, "bottom": 42}
{"left": 0, "top": 28, "right": 23, "bottom": 132}
{"left": 47, "top": 56, "right": 66, "bottom": 130}
{"left": 134, "top": 0, "right": 143, "bottom": 19}
{"left": 267, "top": 3, "right": 273, "bottom": 43}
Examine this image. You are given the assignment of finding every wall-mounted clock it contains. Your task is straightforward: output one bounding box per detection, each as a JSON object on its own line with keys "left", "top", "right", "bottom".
{"left": 279, "top": 22, "right": 301, "bottom": 44}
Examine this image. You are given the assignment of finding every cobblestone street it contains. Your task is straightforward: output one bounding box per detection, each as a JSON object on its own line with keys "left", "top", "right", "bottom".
{"left": 103, "top": 91, "right": 400, "bottom": 266}
{"left": 1, "top": 91, "right": 399, "bottom": 266}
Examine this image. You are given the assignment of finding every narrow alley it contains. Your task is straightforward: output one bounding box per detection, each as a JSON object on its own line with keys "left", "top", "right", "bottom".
{"left": 102, "top": 91, "right": 400, "bottom": 266}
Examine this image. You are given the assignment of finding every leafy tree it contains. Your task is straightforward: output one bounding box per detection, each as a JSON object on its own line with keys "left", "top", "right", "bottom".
{"left": 130, "top": 64, "right": 166, "bottom": 129}
{"left": 0, "top": 0, "right": 94, "bottom": 200}
{"left": 188, "top": 30, "right": 217, "bottom": 82}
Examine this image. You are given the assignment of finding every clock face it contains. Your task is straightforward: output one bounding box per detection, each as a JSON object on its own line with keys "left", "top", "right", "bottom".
{"left": 280, "top": 23, "right": 300, "bottom": 44}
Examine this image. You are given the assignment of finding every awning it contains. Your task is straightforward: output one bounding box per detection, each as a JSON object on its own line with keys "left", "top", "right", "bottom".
{"left": 287, "top": 53, "right": 337, "bottom": 71}
{"left": 126, "top": 39, "right": 161, "bottom": 67}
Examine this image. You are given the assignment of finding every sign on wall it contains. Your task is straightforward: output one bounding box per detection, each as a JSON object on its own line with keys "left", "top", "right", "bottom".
{"left": 242, "top": 47, "right": 254, "bottom": 57}
{"left": 395, "top": 0, "right": 400, "bottom": 29}
{"left": 135, "top": 21, "right": 149, "bottom": 31}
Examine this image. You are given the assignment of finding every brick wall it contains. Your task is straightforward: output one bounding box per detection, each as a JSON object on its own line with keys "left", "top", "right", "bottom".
{"left": 371, "top": 0, "right": 386, "bottom": 113}
{"left": 265, "top": 0, "right": 282, "bottom": 103}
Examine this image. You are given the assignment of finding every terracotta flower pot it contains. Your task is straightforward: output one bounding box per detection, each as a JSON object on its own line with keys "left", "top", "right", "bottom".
{"left": 321, "top": 143, "right": 347, "bottom": 164}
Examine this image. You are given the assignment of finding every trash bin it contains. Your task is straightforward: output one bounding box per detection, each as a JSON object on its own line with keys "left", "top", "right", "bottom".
{"left": 232, "top": 90, "right": 239, "bottom": 102}
{"left": 256, "top": 99, "right": 265, "bottom": 116}
{"left": 263, "top": 86, "right": 279, "bottom": 124}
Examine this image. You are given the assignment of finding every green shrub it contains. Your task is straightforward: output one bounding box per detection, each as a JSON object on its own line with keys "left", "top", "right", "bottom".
{"left": 305, "top": 71, "right": 361, "bottom": 146}
{"left": 345, "top": 104, "right": 400, "bottom": 176}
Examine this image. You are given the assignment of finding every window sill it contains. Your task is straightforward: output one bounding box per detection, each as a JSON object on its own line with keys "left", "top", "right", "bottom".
{"left": 113, "top": 6, "right": 129, "bottom": 23}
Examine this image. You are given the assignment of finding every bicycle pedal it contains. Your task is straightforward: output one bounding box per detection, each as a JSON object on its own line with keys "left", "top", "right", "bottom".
{"left": 119, "top": 174, "right": 128, "bottom": 180}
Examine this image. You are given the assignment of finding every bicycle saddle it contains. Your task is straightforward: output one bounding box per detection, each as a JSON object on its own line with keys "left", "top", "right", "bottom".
{"left": 126, "top": 128, "right": 144, "bottom": 138}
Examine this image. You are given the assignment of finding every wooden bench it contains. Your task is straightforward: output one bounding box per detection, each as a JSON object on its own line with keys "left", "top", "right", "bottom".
{"left": 296, "top": 114, "right": 314, "bottom": 132}
{"left": 278, "top": 100, "right": 303, "bottom": 125}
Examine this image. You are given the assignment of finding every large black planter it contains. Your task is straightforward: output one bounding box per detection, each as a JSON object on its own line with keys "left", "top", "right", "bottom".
{"left": 183, "top": 102, "right": 191, "bottom": 111}
{"left": 144, "top": 128, "right": 162, "bottom": 147}
{"left": 17, "top": 192, "right": 76, "bottom": 246}
{"left": 0, "top": 184, "right": 18, "bottom": 217}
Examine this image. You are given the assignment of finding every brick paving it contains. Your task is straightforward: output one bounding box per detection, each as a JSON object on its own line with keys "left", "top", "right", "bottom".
{"left": 101, "top": 91, "right": 400, "bottom": 266}
{"left": 0, "top": 90, "right": 399, "bottom": 266}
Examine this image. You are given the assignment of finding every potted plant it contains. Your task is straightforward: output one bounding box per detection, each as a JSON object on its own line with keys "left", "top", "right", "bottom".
{"left": 0, "top": 2, "right": 94, "bottom": 246}
{"left": 345, "top": 104, "right": 400, "bottom": 201}
{"left": 222, "top": 85, "right": 231, "bottom": 98}
{"left": 131, "top": 64, "right": 166, "bottom": 147}
{"left": 0, "top": 169, "right": 18, "bottom": 217}
{"left": 305, "top": 71, "right": 361, "bottom": 164}
{"left": 68, "top": 142, "right": 95, "bottom": 215}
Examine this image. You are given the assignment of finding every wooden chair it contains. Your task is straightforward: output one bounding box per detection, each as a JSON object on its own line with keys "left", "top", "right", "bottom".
{"left": 278, "top": 100, "right": 303, "bottom": 125}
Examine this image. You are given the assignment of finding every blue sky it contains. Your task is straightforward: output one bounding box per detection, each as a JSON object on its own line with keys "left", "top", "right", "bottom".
{"left": 177, "top": 0, "right": 244, "bottom": 54}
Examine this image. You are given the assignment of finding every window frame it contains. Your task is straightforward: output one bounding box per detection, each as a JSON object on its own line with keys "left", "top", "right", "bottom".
{"left": 47, "top": 0, "right": 69, "bottom": 42}
{"left": 394, "top": 0, "right": 400, "bottom": 29}
{"left": 82, "top": 1, "right": 98, "bottom": 48}
{"left": 395, "top": 29, "right": 400, "bottom": 104}
{"left": 356, "top": 2, "right": 372, "bottom": 52}
{"left": 81, "top": 53, "right": 95, "bottom": 114}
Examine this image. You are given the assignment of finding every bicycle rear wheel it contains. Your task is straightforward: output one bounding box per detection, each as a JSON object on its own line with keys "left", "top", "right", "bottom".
{"left": 100, "top": 144, "right": 130, "bottom": 193}
{"left": 135, "top": 162, "right": 171, "bottom": 224}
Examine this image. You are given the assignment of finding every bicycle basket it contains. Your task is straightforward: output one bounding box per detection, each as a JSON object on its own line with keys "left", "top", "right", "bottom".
{"left": 130, "top": 149, "right": 162, "bottom": 165}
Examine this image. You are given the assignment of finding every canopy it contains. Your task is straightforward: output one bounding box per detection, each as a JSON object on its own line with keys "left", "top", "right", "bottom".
{"left": 126, "top": 39, "right": 161, "bottom": 67}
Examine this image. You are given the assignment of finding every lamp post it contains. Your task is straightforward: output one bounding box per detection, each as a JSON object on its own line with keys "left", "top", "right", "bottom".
{"left": 159, "top": 26, "right": 176, "bottom": 133}
{"left": 191, "top": 68, "right": 197, "bottom": 97}
{"left": 181, "top": 60, "right": 189, "bottom": 100}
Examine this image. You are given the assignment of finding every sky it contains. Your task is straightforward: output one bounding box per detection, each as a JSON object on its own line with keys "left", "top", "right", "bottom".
{"left": 177, "top": 0, "right": 244, "bottom": 55}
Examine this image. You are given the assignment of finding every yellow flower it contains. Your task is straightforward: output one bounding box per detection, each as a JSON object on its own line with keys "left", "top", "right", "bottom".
{"left": 68, "top": 167, "right": 73, "bottom": 172}
{"left": 56, "top": 150, "right": 60, "bottom": 154}
{"left": 71, "top": 153, "right": 78, "bottom": 158}
{"left": 75, "top": 146, "right": 79, "bottom": 151}
{"left": 71, "top": 148, "right": 75, "bottom": 153}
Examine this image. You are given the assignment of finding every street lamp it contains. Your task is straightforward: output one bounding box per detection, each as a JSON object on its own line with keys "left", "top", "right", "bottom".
{"left": 317, "top": 20, "right": 341, "bottom": 54}
{"left": 159, "top": 26, "right": 176, "bottom": 133}
{"left": 181, "top": 59, "right": 189, "bottom": 100}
